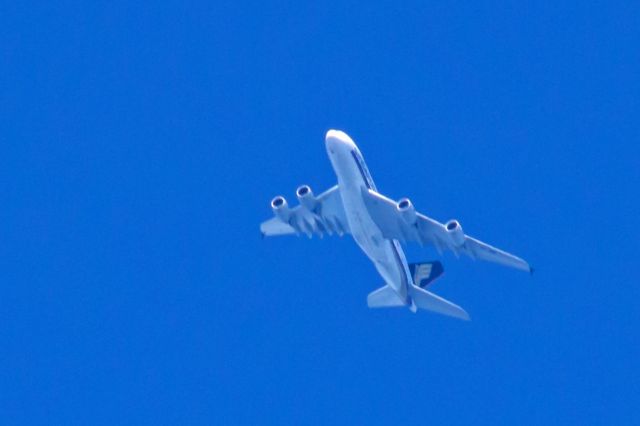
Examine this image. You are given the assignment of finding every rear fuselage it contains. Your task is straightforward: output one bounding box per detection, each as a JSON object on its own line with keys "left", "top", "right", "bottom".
{"left": 325, "top": 130, "right": 412, "bottom": 304}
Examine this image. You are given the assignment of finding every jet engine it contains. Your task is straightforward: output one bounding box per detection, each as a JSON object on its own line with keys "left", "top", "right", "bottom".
{"left": 445, "top": 219, "right": 465, "bottom": 246}
{"left": 397, "top": 198, "right": 417, "bottom": 225}
{"left": 296, "top": 185, "right": 318, "bottom": 211}
{"left": 271, "top": 196, "right": 290, "bottom": 222}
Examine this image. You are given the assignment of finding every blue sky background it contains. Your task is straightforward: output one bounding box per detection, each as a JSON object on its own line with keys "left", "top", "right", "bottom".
{"left": 2, "top": 1, "right": 639, "bottom": 424}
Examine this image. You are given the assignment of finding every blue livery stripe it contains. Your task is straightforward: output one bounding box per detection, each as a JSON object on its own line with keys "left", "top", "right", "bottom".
{"left": 350, "top": 150, "right": 376, "bottom": 190}
{"left": 408, "top": 261, "right": 444, "bottom": 288}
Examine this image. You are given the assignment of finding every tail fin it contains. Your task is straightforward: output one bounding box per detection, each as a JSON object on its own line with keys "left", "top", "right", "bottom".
{"left": 409, "top": 284, "right": 470, "bottom": 320}
{"left": 367, "top": 285, "right": 405, "bottom": 308}
{"left": 408, "top": 261, "right": 444, "bottom": 288}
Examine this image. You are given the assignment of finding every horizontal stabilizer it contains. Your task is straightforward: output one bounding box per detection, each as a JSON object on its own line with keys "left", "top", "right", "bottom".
{"left": 409, "top": 285, "right": 470, "bottom": 320}
{"left": 367, "top": 285, "right": 405, "bottom": 308}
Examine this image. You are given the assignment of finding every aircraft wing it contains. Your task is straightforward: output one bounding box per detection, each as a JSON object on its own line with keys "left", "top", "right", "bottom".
{"left": 260, "top": 185, "right": 350, "bottom": 238}
{"left": 362, "top": 189, "right": 531, "bottom": 273}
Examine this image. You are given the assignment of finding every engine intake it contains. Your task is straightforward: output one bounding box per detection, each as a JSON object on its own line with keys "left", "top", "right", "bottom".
{"left": 397, "top": 198, "right": 417, "bottom": 225}
{"left": 296, "top": 185, "right": 318, "bottom": 211}
{"left": 271, "top": 196, "right": 290, "bottom": 222}
{"left": 445, "top": 219, "right": 465, "bottom": 246}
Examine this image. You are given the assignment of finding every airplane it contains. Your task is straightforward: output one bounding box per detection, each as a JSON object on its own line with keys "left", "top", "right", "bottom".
{"left": 260, "top": 130, "right": 532, "bottom": 320}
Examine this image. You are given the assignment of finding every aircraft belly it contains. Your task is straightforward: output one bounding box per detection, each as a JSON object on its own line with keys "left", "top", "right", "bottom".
{"left": 340, "top": 183, "right": 407, "bottom": 298}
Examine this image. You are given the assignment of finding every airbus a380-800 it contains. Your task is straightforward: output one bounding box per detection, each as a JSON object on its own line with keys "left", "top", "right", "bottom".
{"left": 260, "top": 130, "right": 532, "bottom": 320}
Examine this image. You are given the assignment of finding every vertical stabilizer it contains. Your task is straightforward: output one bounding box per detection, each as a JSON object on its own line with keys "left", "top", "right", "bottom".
{"left": 408, "top": 261, "right": 444, "bottom": 288}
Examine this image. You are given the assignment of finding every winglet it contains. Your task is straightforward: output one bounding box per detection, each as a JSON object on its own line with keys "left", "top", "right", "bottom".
{"left": 529, "top": 266, "right": 535, "bottom": 276}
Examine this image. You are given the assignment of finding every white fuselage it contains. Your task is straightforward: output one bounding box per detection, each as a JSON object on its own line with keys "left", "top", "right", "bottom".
{"left": 325, "top": 130, "right": 412, "bottom": 304}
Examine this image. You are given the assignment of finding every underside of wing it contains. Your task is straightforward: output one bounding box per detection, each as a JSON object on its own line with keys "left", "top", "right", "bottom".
{"left": 362, "top": 188, "right": 531, "bottom": 273}
{"left": 260, "top": 184, "right": 351, "bottom": 238}
{"left": 260, "top": 217, "right": 296, "bottom": 237}
{"left": 463, "top": 236, "right": 531, "bottom": 272}
{"left": 362, "top": 188, "right": 447, "bottom": 246}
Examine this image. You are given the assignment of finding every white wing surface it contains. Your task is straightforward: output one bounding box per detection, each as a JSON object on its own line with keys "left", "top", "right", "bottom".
{"left": 362, "top": 189, "right": 531, "bottom": 273}
{"left": 260, "top": 185, "right": 350, "bottom": 238}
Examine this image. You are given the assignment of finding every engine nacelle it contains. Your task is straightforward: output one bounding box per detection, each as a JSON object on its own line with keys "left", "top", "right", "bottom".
{"left": 271, "top": 196, "right": 291, "bottom": 222}
{"left": 296, "top": 185, "right": 318, "bottom": 211}
{"left": 397, "top": 198, "right": 417, "bottom": 225}
{"left": 445, "top": 219, "right": 465, "bottom": 246}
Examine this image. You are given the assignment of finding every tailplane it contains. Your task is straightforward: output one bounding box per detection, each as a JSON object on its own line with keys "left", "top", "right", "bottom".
{"left": 409, "top": 285, "right": 470, "bottom": 321}
{"left": 367, "top": 285, "right": 405, "bottom": 308}
{"left": 367, "top": 281, "right": 470, "bottom": 321}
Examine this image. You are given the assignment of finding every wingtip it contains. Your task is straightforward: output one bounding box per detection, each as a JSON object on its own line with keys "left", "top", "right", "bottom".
{"left": 529, "top": 266, "right": 535, "bottom": 276}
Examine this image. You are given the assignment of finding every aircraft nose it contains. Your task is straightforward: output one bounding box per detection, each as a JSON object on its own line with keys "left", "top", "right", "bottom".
{"left": 325, "top": 129, "right": 356, "bottom": 153}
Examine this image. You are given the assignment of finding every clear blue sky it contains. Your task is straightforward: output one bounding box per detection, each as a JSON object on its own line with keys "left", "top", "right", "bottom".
{"left": 2, "top": 1, "right": 639, "bottom": 424}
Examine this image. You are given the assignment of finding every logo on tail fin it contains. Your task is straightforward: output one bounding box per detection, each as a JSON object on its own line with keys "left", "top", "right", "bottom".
{"left": 409, "top": 261, "right": 444, "bottom": 288}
